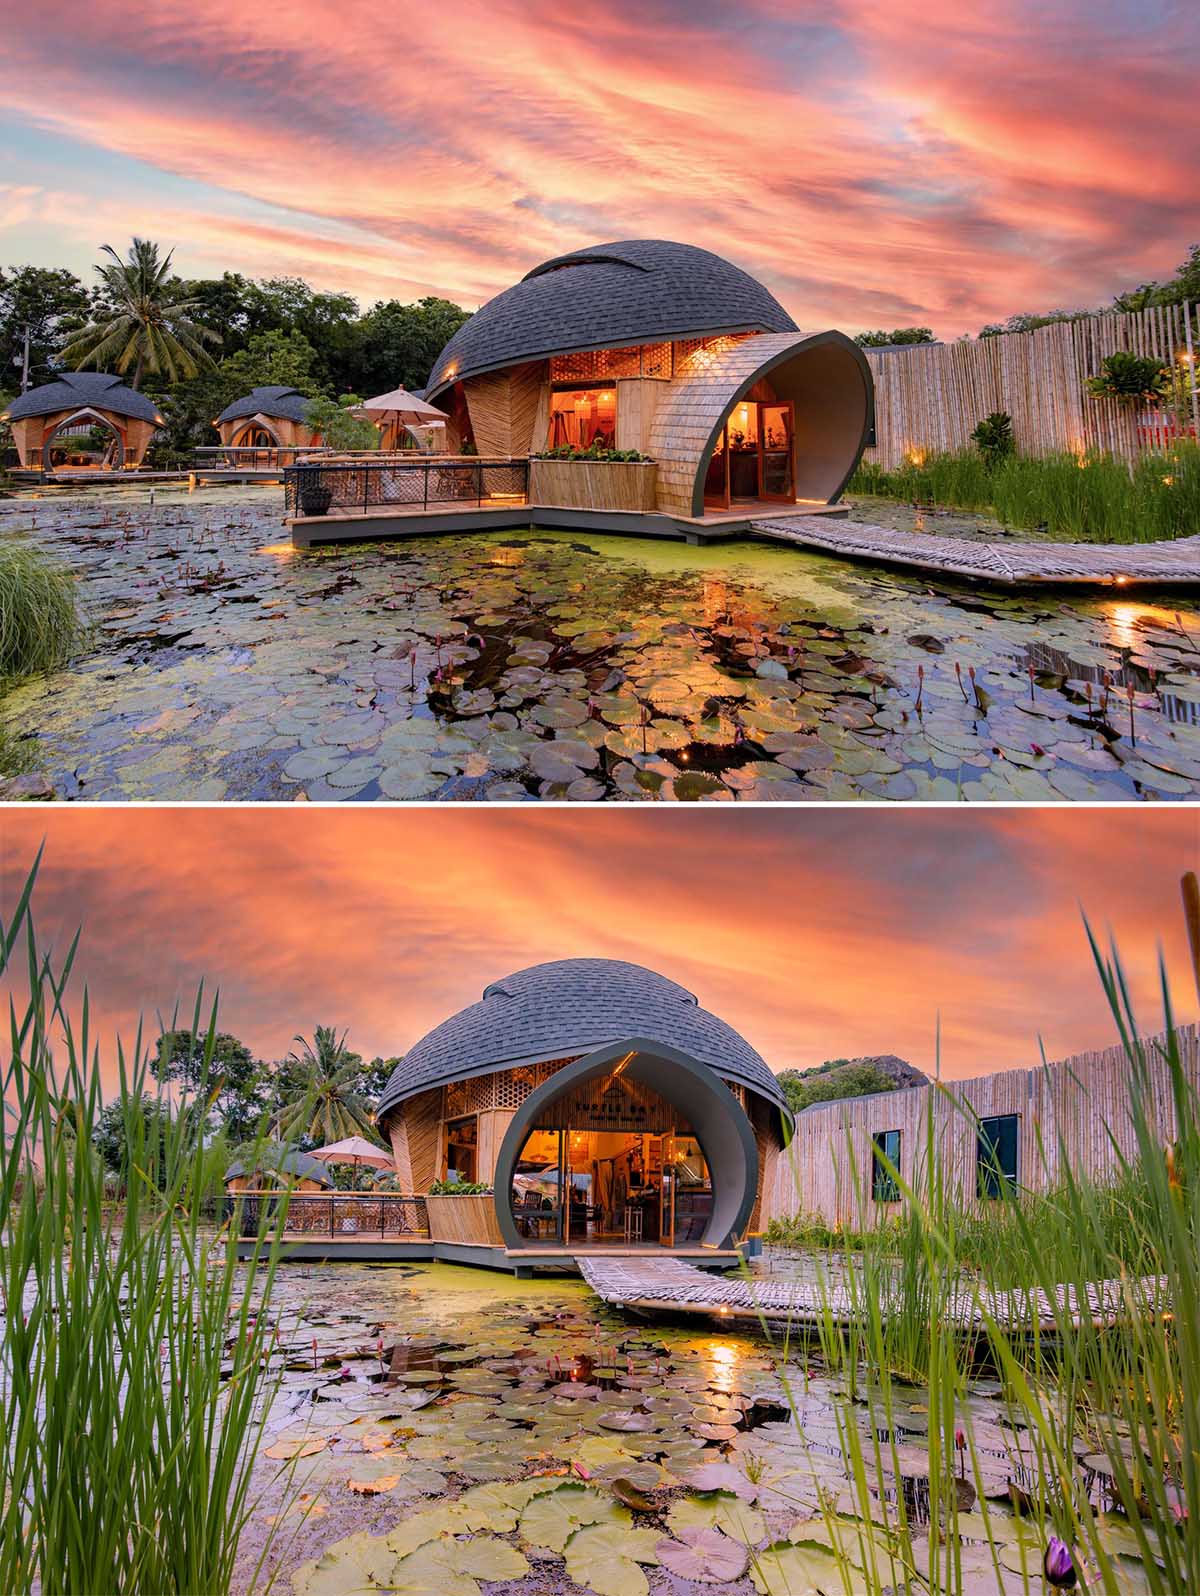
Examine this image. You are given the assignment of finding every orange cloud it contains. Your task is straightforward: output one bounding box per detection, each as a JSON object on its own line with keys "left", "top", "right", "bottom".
{"left": 0, "top": 809, "right": 1194, "bottom": 1097}
{"left": 1, "top": 0, "right": 1195, "bottom": 333}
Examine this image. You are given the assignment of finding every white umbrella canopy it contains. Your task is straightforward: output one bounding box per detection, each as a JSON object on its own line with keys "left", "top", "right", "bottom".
{"left": 308, "top": 1135, "right": 393, "bottom": 1169}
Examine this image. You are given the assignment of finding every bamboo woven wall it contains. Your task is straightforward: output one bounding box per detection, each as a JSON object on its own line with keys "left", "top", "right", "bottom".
{"left": 463, "top": 362, "right": 544, "bottom": 456}
{"left": 763, "top": 1023, "right": 1200, "bottom": 1227}
{"left": 866, "top": 303, "right": 1198, "bottom": 469}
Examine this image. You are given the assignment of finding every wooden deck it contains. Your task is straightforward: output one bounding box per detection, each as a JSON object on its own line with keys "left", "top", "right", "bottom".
{"left": 577, "top": 1256, "right": 1169, "bottom": 1332}
{"left": 751, "top": 514, "right": 1200, "bottom": 588}
{"left": 287, "top": 499, "right": 848, "bottom": 548}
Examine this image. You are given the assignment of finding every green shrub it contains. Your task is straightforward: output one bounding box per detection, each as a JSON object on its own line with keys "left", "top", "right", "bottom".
{"left": 970, "top": 410, "right": 1015, "bottom": 464}
{"left": 0, "top": 538, "right": 88, "bottom": 682}
{"left": 1086, "top": 350, "right": 1170, "bottom": 404}
{"left": 533, "top": 445, "right": 652, "bottom": 463}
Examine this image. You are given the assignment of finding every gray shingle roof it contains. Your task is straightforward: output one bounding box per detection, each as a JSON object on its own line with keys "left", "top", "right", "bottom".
{"left": 378, "top": 958, "right": 785, "bottom": 1118}
{"left": 4, "top": 370, "right": 161, "bottom": 424}
{"left": 426, "top": 240, "right": 797, "bottom": 399}
{"left": 224, "top": 1148, "right": 333, "bottom": 1186}
{"left": 216, "top": 385, "right": 312, "bottom": 424}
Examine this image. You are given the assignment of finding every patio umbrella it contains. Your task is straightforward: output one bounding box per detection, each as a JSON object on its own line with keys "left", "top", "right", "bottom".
{"left": 308, "top": 1135, "right": 393, "bottom": 1175}
{"left": 354, "top": 388, "right": 449, "bottom": 449}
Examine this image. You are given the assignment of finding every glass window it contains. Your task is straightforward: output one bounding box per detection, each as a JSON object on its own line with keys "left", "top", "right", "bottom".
{"left": 872, "top": 1130, "right": 901, "bottom": 1202}
{"left": 548, "top": 388, "right": 617, "bottom": 450}
{"left": 444, "top": 1115, "right": 477, "bottom": 1183}
{"left": 977, "top": 1114, "right": 1019, "bottom": 1197}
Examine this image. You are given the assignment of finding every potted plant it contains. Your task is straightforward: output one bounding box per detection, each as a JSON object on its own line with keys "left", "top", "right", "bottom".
{"left": 296, "top": 468, "right": 333, "bottom": 516}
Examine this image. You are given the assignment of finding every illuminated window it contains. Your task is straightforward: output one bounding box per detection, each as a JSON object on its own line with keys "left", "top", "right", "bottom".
{"left": 548, "top": 388, "right": 617, "bottom": 450}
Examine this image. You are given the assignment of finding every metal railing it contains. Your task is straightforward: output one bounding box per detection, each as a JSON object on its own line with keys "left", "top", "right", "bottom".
{"left": 227, "top": 1191, "right": 429, "bottom": 1240}
{"left": 194, "top": 445, "right": 337, "bottom": 472}
{"left": 283, "top": 456, "right": 529, "bottom": 518}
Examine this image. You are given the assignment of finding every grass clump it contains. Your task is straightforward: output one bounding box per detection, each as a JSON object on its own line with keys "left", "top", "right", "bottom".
{"left": 0, "top": 537, "right": 89, "bottom": 682}
{"left": 849, "top": 440, "right": 1200, "bottom": 543}
{"left": 0, "top": 852, "right": 292, "bottom": 1594}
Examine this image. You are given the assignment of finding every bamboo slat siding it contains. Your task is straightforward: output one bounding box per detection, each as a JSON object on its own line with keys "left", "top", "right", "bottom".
{"left": 762, "top": 1024, "right": 1199, "bottom": 1228}
{"left": 866, "top": 303, "right": 1197, "bottom": 469}
{"left": 463, "top": 362, "right": 544, "bottom": 457}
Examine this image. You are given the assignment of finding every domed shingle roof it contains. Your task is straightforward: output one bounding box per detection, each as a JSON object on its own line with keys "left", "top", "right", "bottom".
{"left": 216, "top": 384, "right": 312, "bottom": 424}
{"left": 3, "top": 370, "right": 161, "bottom": 424}
{"left": 426, "top": 240, "right": 797, "bottom": 399}
{"left": 378, "top": 958, "right": 785, "bottom": 1118}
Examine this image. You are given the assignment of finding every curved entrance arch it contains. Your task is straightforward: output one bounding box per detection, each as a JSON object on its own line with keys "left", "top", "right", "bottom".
{"left": 493, "top": 1038, "right": 759, "bottom": 1251}
{"left": 41, "top": 407, "right": 125, "bottom": 471}
{"left": 232, "top": 418, "right": 282, "bottom": 448}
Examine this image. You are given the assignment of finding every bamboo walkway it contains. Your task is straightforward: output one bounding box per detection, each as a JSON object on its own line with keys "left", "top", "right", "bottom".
{"left": 577, "top": 1256, "right": 1167, "bottom": 1333}
{"left": 750, "top": 516, "right": 1200, "bottom": 589}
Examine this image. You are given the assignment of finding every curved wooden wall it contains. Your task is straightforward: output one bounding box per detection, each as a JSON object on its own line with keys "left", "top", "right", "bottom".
{"left": 648, "top": 331, "right": 872, "bottom": 516}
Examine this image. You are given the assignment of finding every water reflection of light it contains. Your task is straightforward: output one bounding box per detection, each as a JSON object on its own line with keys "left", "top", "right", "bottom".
{"left": 1103, "top": 600, "right": 1190, "bottom": 654}
{"left": 706, "top": 1338, "right": 742, "bottom": 1392}
{"left": 257, "top": 542, "right": 296, "bottom": 558}
{"left": 488, "top": 547, "right": 524, "bottom": 568}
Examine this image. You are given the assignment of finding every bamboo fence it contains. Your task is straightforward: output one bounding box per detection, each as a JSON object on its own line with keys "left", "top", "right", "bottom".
{"left": 865, "top": 303, "right": 1198, "bottom": 469}
{"left": 764, "top": 1023, "right": 1200, "bottom": 1228}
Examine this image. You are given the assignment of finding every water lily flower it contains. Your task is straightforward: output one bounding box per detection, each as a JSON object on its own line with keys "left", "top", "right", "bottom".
{"left": 1043, "top": 1535, "right": 1077, "bottom": 1589}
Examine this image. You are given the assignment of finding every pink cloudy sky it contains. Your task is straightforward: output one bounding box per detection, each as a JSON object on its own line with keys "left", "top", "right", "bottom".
{"left": 1, "top": 1, "right": 1197, "bottom": 336}
{"left": 0, "top": 808, "right": 1194, "bottom": 1089}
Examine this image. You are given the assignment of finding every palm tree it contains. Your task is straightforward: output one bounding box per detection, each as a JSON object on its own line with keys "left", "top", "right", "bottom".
{"left": 274, "top": 1026, "right": 380, "bottom": 1145}
{"left": 62, "top": 238, "right": 218, "bottom": 389}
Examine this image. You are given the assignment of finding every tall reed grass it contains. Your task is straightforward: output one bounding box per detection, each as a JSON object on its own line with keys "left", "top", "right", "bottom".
{"left": 791, "top": 928, "right": 1199, "bottom": 1593}
{"left": 849, "top": 440, "right": 1200, "bottom": 544}
{"left": 0, "top": 539, "right": 89, "bottom": 682}
{"left": 0, "top": 853, "right": 290, "bottom": 1594}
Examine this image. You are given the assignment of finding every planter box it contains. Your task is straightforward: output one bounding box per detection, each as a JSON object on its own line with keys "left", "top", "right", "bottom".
{"left": 425, "top": 1192, "right": 506, "bottom": 1246}
{"left": 530, "top": 458, "right": 658, "bottom": 513}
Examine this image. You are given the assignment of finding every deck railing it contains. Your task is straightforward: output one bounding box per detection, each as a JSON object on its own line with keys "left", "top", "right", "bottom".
{"left": 283, "top": 457, "right": 529, "bottom": 518}
{"left": 226, "top": 1191, "right": 429, "bottom": 1240}
{"left": 194, "top": 445, "right": 337, "bottom": 471}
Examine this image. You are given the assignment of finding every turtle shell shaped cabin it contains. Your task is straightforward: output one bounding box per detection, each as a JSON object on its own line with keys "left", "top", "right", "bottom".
{"left": 1, "top": 371, "right": 164, "bottom": 470}
{"left": 375, "top": 959, "right": 790, "bottom": 1265}
{"left": 286, "top": 240, "right": 873, "bottom": 540}
{"left": 214, "top": 385, "right": 323, "bottom": 451}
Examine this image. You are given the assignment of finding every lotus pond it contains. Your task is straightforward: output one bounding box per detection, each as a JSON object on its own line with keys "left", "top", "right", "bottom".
{"left": 3, "top": 485, "right": 1200, "bottom": 801}
{"left": 230, "top": 1256, "right": 1168, "bottom": 1596}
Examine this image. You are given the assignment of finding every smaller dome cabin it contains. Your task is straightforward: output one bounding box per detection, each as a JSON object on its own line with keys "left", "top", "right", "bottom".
{"left": 2, "top": 371, "right": 164, "bottom": 470}
{"left": 214, "top": 385, "right": 322, "bottom": 451}
{"left": 377, "top": 958, "right": 790, "bottom": 1255}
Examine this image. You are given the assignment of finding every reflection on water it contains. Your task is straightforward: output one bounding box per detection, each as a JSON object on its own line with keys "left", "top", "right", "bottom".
{"left": 2, "top": 487, "right": 1199, "bottom": 801}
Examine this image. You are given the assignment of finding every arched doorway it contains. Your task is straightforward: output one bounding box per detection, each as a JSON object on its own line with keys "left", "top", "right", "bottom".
{"left": 232, "top": 420, "right": 281, "bottom": 449}
{"left": 493, "top": 1039, "right": 759, "bottom": 1252}
{"left": 41, "top": 408, "right": 125, "bottom": 471}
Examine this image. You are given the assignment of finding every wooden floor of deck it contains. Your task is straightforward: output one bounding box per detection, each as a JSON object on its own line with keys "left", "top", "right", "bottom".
{"left": 578, "top": 1256, "right": 1169, "bottom": 1331}
{"left": 752, "top": 515, "right": 1200, "bottom": 589}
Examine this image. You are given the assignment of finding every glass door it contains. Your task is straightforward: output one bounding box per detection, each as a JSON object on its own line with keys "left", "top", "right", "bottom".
{"left": 758, "top": 403, "right": 794, "bottom": 501}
